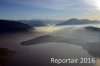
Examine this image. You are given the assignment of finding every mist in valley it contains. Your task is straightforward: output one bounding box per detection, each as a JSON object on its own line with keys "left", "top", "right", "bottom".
{"left": 0, "top": 22, "right": 100, "bottom": 66}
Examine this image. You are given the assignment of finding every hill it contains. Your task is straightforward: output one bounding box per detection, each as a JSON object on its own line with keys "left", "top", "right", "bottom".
{"left": 85, "top": 26, "right": 100, "bottom": 32}
{"left": 0, "top": 19, "right": 32, "bottom": 33}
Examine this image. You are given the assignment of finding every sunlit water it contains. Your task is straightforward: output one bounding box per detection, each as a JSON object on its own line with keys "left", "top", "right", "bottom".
{"left": 0, "top": 24, "right": 100, "bottom": 66}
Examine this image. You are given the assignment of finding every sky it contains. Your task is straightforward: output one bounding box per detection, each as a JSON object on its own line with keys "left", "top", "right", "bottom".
{"left": 0, "top": 0, "right": 100, "bottom": 20}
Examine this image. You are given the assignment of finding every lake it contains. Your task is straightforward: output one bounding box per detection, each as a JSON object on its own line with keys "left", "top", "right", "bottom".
{"left": 0, "top": 24, "right": 100, "bottom": 66}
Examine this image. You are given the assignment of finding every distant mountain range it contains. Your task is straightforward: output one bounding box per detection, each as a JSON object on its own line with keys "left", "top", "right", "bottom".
{"left": 0, "top": 19, "right": 32, "bottom": 33}
{"left": 18, "top": 19, "right": 63, "bottom": 27}
{"left": 18, "top": 20, "right": 46, "bottom": 27}
{"left": 57, "top": 18, "right": 100, "bottom": 25}
{"left": 0, "top": 18, "right": 100, "bottom": 33}
{"left": 18, "top": 19, "right": 100, "bottom": 26}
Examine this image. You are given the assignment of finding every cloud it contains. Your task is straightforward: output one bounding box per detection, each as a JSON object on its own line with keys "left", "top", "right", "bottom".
{"left": 84, "top": 0, "right": 100, "bottom": 10}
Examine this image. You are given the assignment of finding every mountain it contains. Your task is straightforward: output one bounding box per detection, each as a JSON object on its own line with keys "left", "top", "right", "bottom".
{"left": 34, "top": 19, "right": 64, "bottom": 25}
{"left": 57, "top": 18, "right": 99, "bottom": 25}
{"left": 19, "top": 20, "right": 46, "bottom": 27}
{"left": 19, "top": 19, "right": 64, "bottom": 27}
{"left": 0, "top": 19, "right": 32, "bottom": 33}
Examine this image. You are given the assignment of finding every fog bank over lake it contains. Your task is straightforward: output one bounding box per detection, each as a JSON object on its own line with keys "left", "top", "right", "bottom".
{"left": 0, "top": 24, "right": 100, "bottom": 66}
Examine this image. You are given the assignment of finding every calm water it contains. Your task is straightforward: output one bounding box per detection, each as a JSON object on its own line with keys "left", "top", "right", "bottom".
{"left": 0, "top": 24, "right": 100, "bottom": 66}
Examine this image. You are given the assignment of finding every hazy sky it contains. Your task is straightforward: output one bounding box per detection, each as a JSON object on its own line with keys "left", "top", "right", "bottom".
{"left": 0, "top": 0, "right": 100, "bottom": 20}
